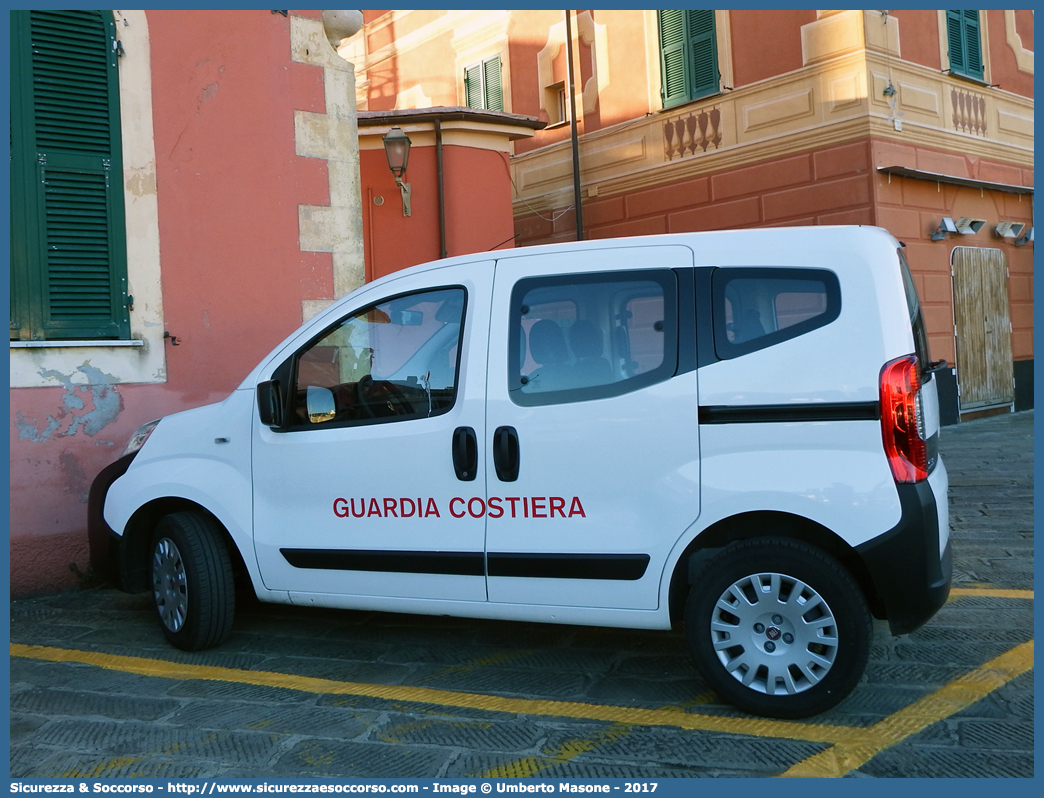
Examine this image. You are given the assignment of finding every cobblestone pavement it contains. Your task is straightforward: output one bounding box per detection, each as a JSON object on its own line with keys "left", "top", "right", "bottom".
{"left": 9, "top": 411, "right": 1033, "bottom": 779}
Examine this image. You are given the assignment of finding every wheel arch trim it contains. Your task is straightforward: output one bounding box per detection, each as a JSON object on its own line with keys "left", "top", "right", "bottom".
{"left": 663, "top": 510, "right": 881, "bottom": 628}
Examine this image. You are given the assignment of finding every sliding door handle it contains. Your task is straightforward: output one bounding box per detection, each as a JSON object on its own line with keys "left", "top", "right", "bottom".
{"left": 493, "top": 426, "right": 520, "bottom": 482}
{"left": 452, "top": 426, "right": 477, "bottom": 481}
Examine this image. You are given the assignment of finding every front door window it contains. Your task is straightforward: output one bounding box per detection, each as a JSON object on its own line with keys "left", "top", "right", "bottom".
{"left": 290, "top": 288, "right": 465, "bottom": 428}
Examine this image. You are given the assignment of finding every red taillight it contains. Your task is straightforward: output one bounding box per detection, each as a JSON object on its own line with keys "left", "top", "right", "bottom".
{"left": 880, "top": 355, "right": 928, "bottom": 483}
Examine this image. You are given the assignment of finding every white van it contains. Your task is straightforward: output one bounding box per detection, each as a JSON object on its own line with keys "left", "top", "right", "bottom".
{"left": 89, "top": 226, "right": 951, "bottom": 718}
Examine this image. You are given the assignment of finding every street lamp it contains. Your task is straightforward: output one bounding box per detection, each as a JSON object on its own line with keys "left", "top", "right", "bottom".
{"left": 382, "top": 126, "right": 412, "bottom": 217}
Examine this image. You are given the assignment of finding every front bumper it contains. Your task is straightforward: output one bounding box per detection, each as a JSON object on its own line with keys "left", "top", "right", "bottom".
{"left": 87, "top": 451, "right": 137, "bottom": 591}
{"left": 856, "top": 476, "right": 952, "bottom": 635}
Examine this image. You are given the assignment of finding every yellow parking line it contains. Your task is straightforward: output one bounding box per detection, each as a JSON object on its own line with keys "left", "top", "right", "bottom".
{"left": 778, "top": 639, "right": 1034, "bottom": 778}
{"left": 948, "top": 587, "right": 1033, "bottom": 600}
{"left": 480, "top": 723, "right": 632, "bottom": 778}
{"left": 10, "top": 643, "right": 849, "bottom": 744}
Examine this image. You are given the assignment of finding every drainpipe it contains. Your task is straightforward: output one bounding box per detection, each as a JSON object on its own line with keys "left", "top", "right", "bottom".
{"left": 435, "top": 119, "right": 447, "bottom": 259}
{"left": 565, "top": 9, "right": 584, "bottom": 240}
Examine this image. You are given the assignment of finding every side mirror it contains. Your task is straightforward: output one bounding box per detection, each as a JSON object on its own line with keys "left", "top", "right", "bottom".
{"left": 257, "top": 380, "right": 284, "bottom": 428}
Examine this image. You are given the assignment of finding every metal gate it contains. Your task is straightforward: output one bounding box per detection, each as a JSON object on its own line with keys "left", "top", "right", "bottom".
{"left": 951, "top": 247, "right": 1014, "bottom": 411}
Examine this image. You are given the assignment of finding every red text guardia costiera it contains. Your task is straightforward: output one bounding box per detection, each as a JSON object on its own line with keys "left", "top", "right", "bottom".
{"left": 333, "top": 496, "right": 587, "bottom": 519}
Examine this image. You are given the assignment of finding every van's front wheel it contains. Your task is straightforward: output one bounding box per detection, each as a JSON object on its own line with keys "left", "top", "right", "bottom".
{"left": 150, "top": 511, "right": 235, "bottom": 651}
{"left": 685, "top": 538, "right": 871, "bottom": 718}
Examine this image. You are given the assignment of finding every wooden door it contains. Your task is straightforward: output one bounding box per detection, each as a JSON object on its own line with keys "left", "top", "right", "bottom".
{"left": 951, "top": 247, "right": 1014, "bottom": 410}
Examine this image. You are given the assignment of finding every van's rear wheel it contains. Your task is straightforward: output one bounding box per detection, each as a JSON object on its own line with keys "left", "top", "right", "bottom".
{"left": 685, "top": 538, "right": 871, "bottom": 718}
{"left": 150, "top": 511, "right": 235, "bottom": 651}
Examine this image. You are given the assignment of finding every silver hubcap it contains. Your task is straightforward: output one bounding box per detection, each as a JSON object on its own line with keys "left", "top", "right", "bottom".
{"left": 710, "top": 572, "right": 838, "bottom": 696}
{"left": 152, "top": 537, "right": 188, "bottom": 633}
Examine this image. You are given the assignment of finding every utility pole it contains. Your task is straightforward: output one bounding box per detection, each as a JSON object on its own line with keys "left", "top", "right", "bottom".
{"left": 565, "top": 10, "right": 584, "bottom": 240}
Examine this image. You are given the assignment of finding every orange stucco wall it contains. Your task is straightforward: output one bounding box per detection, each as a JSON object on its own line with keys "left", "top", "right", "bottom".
{"left": 362, "top": 143, "right": 516, "bottom": 280}
{"left": 586, "top": 11, "right": 650, "bottom": 130}
{"left": 729, "top": 10, "right": 817, "bottom": 88}
{"left": 508, "top": 10, "right": 578, "bottom": 156}
{"left": 985, "top": 9, "right": 1034, "bottom": 99}
{"left": 365, "top": 23, "right": 456, "bottom": 111}
{"left": 10, "top": 10, "right": 332, "bottom": 595}
{"left": 888, "top": 10, "right": 943, "bottom": 71}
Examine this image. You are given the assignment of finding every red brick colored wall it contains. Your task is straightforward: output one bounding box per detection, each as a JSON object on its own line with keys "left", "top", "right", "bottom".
{"left": 873, "top": 140, "right": 1035, "bottom": 366}
{"left": 515, "top": 140, "right": 875, "bottom": 246}
{"left": 515, "top": 136, "right": 1033, "bottom": 371}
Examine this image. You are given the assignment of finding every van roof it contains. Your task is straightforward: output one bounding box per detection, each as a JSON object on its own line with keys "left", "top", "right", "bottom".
{"left": 374, "top": 224, "right": 900, "bottom": 284}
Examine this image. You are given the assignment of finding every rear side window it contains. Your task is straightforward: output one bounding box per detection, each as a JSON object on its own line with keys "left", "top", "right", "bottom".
{"left": 712, "top": 268, "right": 840, "bottom": 359}
{"left": 509, "top": 270, "right": 677, "bottom": 406}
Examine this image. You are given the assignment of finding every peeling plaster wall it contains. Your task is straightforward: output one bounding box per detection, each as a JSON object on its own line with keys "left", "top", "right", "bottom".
{"left": 14, "top": 365, "right": 124, "bottom": 443}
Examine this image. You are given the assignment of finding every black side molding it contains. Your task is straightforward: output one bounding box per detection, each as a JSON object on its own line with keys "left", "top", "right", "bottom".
{"left": 488, "top": 553, "right": 650, "bottom": 581}
{"left": 280, "top": 549, "right": 651, "bottom": 581}
{"left": 699, "top": 402, "right": 880, "bottom": 425}
{"left": 281, "top": 549, "right": 485, "bottom": 577}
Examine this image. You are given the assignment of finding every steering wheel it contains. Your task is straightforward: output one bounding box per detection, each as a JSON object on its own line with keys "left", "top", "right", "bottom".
{"left": 356, "top": 375, "right": 414, "bottom": 418}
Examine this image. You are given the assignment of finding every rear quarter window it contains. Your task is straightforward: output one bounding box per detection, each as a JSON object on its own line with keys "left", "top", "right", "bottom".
{"left": 712, "top": 267, "right": 840, "bottom": 359}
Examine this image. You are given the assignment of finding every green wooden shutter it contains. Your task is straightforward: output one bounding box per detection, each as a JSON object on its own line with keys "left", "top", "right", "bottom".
{"left": 10, "top": 10, "right": 130, "bottom": 341}
{"left": 659, "top": 10, "right": 689, "bottom": 108}
{"left": 961, "top": 10, "right": 984, "bottom": 79}
{"left": 946, "top": 9, "right": 984, "bottom": 80}
{"left": 483, "top": 56, "right": 503, "bottom": 111}
{"left": 11, "top": 16, "right": 33, "bottom": 339}
{"left": 945, "top": 10, "right": 967, "bottom": 74}
{"left": 659, "top": 10, "right": 718, "bottom": 108}
{"left": 687, "top": 10, "right": 719, "bottom": 99}
{"left": 464, "top": 63, "right": 483, "bottom": 109}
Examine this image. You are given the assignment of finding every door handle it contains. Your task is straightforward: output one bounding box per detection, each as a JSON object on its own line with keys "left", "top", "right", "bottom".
{"left": 493, "top": 426, "right": 520, "bottom": 482}
{"left": 452, "top": 427, "right": 477, "bottom": 481}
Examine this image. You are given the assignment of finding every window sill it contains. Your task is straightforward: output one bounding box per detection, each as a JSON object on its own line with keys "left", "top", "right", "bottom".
{"left": 10, "top": 339, "right": 144, "bottom": 348}
{"left": 659, "top": 91, "right": 725, "bottom": 114}
{"left": 10, "top": 335, "right": 164, "bottom": 388}
{"left": 943, "top": 70, "right": 993, "bottom": 88}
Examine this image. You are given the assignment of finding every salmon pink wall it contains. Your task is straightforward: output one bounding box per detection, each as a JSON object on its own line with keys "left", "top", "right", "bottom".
{"left": 442, "top": 147, "right": 516, "bottom": 255}
{"left": 889, "top": 10, "right": 942, "bottom": 71}
{"left": 985, "top": 9, "right": 1034, "bottom": 99}
{"left": 148, "top": 10, "right": 331, "bottom": 401}
{"left": 361, "top": 143, "right": 517, "bottom": 280}
{"left": 362, "top": 146, "right": 441, "bottom": 280}
{"left": 10, "top": 10, "right": 332, "bottom": 595}
{"left": 729, "top": 10, "right": 816, "bottom": 88}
